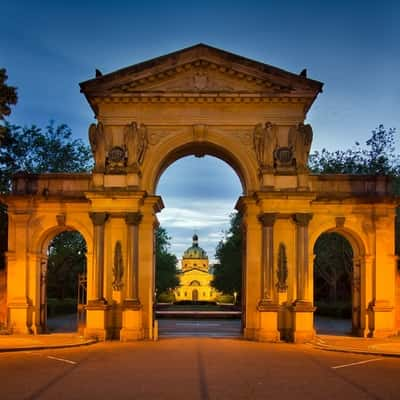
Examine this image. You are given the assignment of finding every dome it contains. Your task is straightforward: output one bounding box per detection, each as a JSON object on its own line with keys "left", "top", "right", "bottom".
{"left": 182, "top": 234, "right": 208, "bottom": 259}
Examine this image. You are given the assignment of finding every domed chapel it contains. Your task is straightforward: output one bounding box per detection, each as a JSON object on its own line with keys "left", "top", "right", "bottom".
{"left": 174, "top": 234, "right": 218, "bottom": 302}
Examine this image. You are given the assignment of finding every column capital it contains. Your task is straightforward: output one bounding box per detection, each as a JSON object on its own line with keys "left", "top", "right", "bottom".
{"left": 89, "top": 212, "right": 109, "bottom": 226}
{"left": 292, "top": 213, "right": 313, "bottom": 227}
{"left": 258, "top": 213, "right": 278, "bottom": 227}
{"left": 125, "top": 212, "right": 143, "bottom": 226}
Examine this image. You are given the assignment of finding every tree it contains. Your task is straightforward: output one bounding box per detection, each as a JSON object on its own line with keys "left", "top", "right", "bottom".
{"left": 313, "top": 233, "right": 353, "bottom": 304}
{"left": 309, "top": 125, "right": 399, "bottom": 176}
{"left": 0, "top": 69, "right": 17, "bottom": 144}
{"left": 155, "top": 226, "right": 179, "bottom": 295}
{"left": 212, "top": 212, "right": 242, "bottom": 297}
{"left": 309, "top": 125, "right": 399, "bottom": 314}
{"left": 0, "top": 122, "right": 92, "bottom": 274}
{"left": 0, "top": 121, "right": 92, "bottom": 192}
{"left": 47, "top": 231, "right": 87, "bottom": 300}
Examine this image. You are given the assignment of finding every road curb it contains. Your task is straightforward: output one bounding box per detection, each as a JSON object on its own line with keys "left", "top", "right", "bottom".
{"left": 313, "top": 344, "right": 400, "bottom": 358}
{"left": 0, "top": 339, "right": 98, "bottom": 353}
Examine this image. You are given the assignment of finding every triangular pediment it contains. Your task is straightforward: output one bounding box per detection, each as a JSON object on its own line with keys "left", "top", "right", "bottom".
{"left": 80, "top": 44, "right": 323, "bottom": 99}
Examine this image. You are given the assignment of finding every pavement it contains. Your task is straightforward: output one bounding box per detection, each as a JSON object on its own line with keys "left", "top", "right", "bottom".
{"left": 1, "top": 315, "right": 400, "bottom": 356}
{"left": 0, "top": 333, "right": 96, "bottom": 352}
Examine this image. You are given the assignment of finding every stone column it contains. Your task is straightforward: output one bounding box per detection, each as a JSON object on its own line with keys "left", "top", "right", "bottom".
{"left": 85, "top": 212, "right": 110, "bottom": 341}
{"left": 124, "top": 212, "right": 142, "bottom": 307}
{"left": 290, "top": 213, "right": 315, "bottom": 342}
{"left": 88, "top": 212, "right": 108, "bottom": 304}
{"left": 293, "top": 213, "right": 313, "bottom": 303}
{"left": 258, "top": 213, "right": 277, "bottom": 306}
{"left": 255, "top": 212, "right": 279, "bottom": 342}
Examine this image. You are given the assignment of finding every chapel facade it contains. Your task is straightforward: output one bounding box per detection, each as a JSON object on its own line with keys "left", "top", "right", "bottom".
{"left": 174, "top": 234, "right": 217, "bottom": 302}
{"left": 1, "top": 44, "right": 399, "bottom": 342}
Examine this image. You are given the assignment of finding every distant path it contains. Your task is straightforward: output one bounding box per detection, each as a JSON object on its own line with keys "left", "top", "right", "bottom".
{"left": 158, "top": 318, "right": 242, "bottom": 338}
{"left": 47, "top": 314, "right": 78, "bottom": 333}
{"left": 45, "top": 313, "right": 352, "bottom": 337}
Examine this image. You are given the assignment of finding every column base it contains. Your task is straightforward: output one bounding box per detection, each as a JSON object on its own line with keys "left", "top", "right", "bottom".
{"left": 8, "top": 298, "right": 33, "bottom": 334}
{"left": 84, "top": 302, "right": 112, "bottom": 341}
{"left": 120, "top": 307, "right": 144, "bottom": 341}
{"left": 243, "top": 327, "right": 257, "bottom": 340}
{"left": 256, "top": 301, "right": 280, "bottom": 342}
{"left": 367, "top": 300, "right": 395, "bottom": 337}
{"left": 289, "top": 300, "right": 315, "bottom": 343}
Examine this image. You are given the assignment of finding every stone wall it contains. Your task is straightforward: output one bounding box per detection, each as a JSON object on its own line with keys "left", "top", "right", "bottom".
{"left": 0, "top": 269, "right": 6, "bottom": 325}
{"left": 396, "top": 271, "right": 400, "bottom": 333}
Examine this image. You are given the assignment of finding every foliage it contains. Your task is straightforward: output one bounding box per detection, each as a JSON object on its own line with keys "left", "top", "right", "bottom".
{"left": 157, "top": 291, "right": 175, "bottom": 303}
{"left": 0, "top": 69, "right": 17, "bottom": 144}
{"left": 212, "top": 212, "right": 242, "bottom": 297}
{"left": 216, "top": 294, "right": 234, "bottom": 304}
{"left": 155, "top": 227, "right": 179, "bottom": 294}
{"left": 46, "top": 231, "right": 87, "bottom": 300}
{"left": 313, "top": 233, "right": 353, "bottom": 304}
{"left": 310, "top": 125, "right": 399, "bottom": 314}
{"left": 314, "top": 300, "right": 352, "bottom": 319}
{"left": 0, "top": 121, "right": 92, "bottom": 193}
{"left": 47, "top": 297, "right": 78, "bottom": 317}
{"left": 309, "top": 125, "right": 399, "bottom": 176}
{"left": 0, "top": 121, "right": 92, "bottom": 271}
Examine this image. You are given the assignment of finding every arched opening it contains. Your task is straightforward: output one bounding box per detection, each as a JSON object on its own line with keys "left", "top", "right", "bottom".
{"left": 154, "top": 154, "right": 243, "bottom": 338}
{"left": 313, "top": 231, "right": 363, "bottom": 336}
{"left": 41, "top": 230, "right": 87, "bottom": 333}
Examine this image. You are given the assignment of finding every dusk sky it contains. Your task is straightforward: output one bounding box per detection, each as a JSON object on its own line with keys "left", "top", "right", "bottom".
{"left": 2, "top": 1, "right": 399, "bottom": 261}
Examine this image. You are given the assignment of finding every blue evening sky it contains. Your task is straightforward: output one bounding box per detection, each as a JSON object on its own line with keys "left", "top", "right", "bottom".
{"left": 1, "top": 1, "right": 399, "bottom": 260}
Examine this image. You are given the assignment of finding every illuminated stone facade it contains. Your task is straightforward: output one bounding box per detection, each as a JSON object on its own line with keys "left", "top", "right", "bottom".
{"left": 174, "top": 235, "right": 217, "bottom": 302}
{"left": 1, "top": 44, "right": 399, "bottom": 342}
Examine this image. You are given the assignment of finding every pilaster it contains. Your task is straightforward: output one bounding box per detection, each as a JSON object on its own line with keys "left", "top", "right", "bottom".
{"left": 120, "top": 212, "right": 144, "bottom": 341}
{"left": 289, "top": 213, "right": 315, "bottom": 342}
{"left": 85, "top": 212, "right": 111, "bottom": 340}
{"left": 7, "top": 212, "right": 33, "bottom": 334}
{"left": 256, "top": 212, "right": 279, "bottom": 341}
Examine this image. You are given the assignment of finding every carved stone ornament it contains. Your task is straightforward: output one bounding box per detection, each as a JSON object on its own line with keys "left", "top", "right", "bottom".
{"left": 293, "top": 213, "right": 313, "bottom": 227}
{"left": 89, "top": 212, "right": 109, "bottom": 226}
{"left": 125, "top": 212, "right": 143, "bottom": 226}
{"left": 88, "top": 122, "right": 106, "bottom": 173}
{"left": 253, "top": 122, "right": 278, "bottom": 169}
{"left": 124, "top": 122, "right": 148, "bottom": 172}
{"left": 288, "top": 123, "right": 313, "bottom": 171}
{"left": 56, "top": 214, "right": 66, "bottom": 226}
{"left": 274, "top": 146, "right": 294, "bottom": 166}
{"left": 112, "top": 241, "right": 124, "bottom": 291}
{"left": 193, "top": 71, "right": 208, "bottom": 90}
{"left": 335, "top": 216, "right": 346, "bottom": 228}
{"left": 258, "top": 212, "right": 277, "bottom": 227}
{"left": 106, "top": 146, "right": 126, "bottom": 174}
{"left": 277, "top": 243, "right": 288, "bottom": 292}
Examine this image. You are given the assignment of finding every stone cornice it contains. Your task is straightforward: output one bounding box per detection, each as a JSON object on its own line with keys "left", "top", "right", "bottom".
{"left": 81, "top": 44, "right": 323, "bottom": 94}
{"left": 91, "top": 94, "right": 311, "bottom": 105}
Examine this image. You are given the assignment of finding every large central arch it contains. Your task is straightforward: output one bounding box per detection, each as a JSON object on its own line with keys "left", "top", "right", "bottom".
{"left": 2, "top": 44, "right": 398, "bottom": 341}
{"left": 147, "top": 138, "right": 250, "bottom": 195}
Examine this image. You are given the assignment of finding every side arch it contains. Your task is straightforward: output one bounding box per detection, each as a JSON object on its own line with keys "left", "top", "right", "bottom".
{"left": 309, "top": 222, "right": 367, "bottom": 258}
{"left": 30, "top": 218, "right": 93, "bottom": 256}
{"left": 310, "top": 222, "right": 368, "bottom": 336}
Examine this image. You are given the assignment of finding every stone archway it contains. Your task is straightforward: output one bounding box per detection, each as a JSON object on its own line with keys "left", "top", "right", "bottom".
{"left": 312, "top": 228, "right": 366, "bottom": 336}
{"left": 2, "top": 44, "right": 398, "bottom": 341}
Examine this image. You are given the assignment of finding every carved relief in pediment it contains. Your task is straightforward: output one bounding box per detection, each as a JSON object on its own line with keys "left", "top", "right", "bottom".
{"left": 111, "top": 63, "right": 285, "bottom": 94}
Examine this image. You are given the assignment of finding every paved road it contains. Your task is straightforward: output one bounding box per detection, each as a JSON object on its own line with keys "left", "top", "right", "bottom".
{"left": 48, "top": 313, "right": 352, "bottom": 336}
{"left": 1, "top": 338, "right": 399, "bottom": 400}
{"left": 158, "top": 319, "right": 242, "bottom": 337}
{"left": 157, "top": 316, "right": 352, "bottom": 338}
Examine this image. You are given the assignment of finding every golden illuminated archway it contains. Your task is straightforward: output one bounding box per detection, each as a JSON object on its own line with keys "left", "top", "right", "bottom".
{"left": 2, "top": 45, "right": 398, "bottom": 341}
